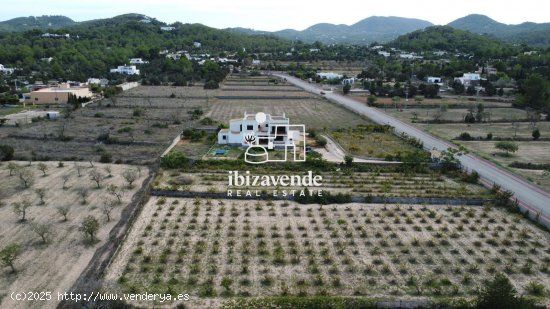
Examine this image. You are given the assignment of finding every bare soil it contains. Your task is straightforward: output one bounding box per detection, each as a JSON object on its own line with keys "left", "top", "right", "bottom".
{"left": 0, "top": 161, "right": 148, "bottom": 309}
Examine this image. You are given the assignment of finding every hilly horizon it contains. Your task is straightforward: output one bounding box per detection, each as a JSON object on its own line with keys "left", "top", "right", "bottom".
{"left": 227, "top": 16, "right": 434, "bottom": 44}
{"left": 448, "top": 14, "right": 550, "bottom": 46}
{"left": 0, "top": 13, "right": 549, "bottom": 46}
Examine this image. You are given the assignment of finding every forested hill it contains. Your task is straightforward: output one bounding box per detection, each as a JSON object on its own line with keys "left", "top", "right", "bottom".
{"left": 0, "top": 14, "right": 291, "bottom": 81}
{"left": 448, "top": 14, "right": 550, "bottom": 47}
{"left": 0, "top": 15, "right": 75, "bottom": 32}
{"left": 390, "top": 26, "right": 519, "bottom": 58}
{"left": 227, "top": 16, "right": 433, "bottom": 45}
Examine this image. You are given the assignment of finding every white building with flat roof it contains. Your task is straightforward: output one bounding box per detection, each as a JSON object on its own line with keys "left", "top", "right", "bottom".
{"left": 0, "top": 64, "right": 14, "bottom": 74}
{"left": 316, "top": 72, "right": 343, "bottom": 80}
{"left": 218, "top": 113, "right": 299, "bottom": 147}
{"left": 129, "top": 58, "right": 149, "bottom": 65}
{"left": 454, "top": 73, "right": 481, "bottom": 86}
{"left": 110, "top": 65, "right": 140, "bottom": 75}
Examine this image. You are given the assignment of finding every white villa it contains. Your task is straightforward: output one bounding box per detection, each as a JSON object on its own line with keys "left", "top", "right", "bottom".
{"left": 160, "top": 26, "right": 176, "bottom": 31}
{"left": 455, "top": 73, "right": 481, "bottom": 86}
{"left": 316, "top": 72, "right": 343, "bottom": 80}
{"left": 0, "top": 64, "right": 14, "bottom": 74}
{"left": 129, "top": 58, "right": 149, "bottom": 65}
{"left": 218, "top": 113, "right": 302, "bottom": 148}
{"left": 110, "top": 65, "right": 140, "bottom": 75}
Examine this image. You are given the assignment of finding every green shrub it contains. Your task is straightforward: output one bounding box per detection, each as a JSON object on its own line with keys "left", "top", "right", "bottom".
{"left": 459, "top": 132, "right": 473, "bottom": 140}
{"left": 99, "top": 152, "right": 112, "bottom": 163}
{"left": 160, "top": 152, "right": 190, "bottom": 169}
{"left": 0, "top": 144, "right": 14, "bottom": 161}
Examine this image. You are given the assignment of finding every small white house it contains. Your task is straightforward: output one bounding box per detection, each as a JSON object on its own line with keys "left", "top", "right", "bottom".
{"left": 454, "top": 73, "right": 480, "bottom": 86}
{"left": 251, "top": 59, "right": 261, "bottom": 65}
{"left": 342, "top": 77, "right": 356, "bottom": 85}
{"left": 218, "top": 113, "right": 298, "bottom": 147}
{"left": 427, "top": 76, "right": 443, "bottom": 85}
{"left": 160, "top": 26, "right": 175, "bottom": 31}
{"left": 0, "top": 64, "right": 14, "bottom": 74}
{"left": 377, "top": 51, "right": 390, "bottom": 57}
{"left": 129, "top": 58, "right": 149, "bottom": 65}
{"left": 316, "top": 72, "right": 343, "bottom": 80}
{"left": 87, "top": 78, "right": 109, "bottom": 87}
{"left": 110, "top": 65, "right": 140, "bottom": 75}
{"left": 193, "top": 41, "right": 202, "bottom": 48}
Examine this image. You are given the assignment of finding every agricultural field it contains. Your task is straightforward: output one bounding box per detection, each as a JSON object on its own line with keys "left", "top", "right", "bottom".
{"left": 328, "top": 126, "right": 421, "bottom": 159}
{"left": 106, "top": 197, "right": 550, "bottom": 308}
{"left": 387, "top": 107, "right": 531, "bottom": 124}
{"left": 0, "top": 86, "right": 210, "bottom": 164}
{"left": 0, "top": 161, "right": 149, "bottom": 309}
{"left": 208, "top": 75, "right": 369, "bottom": 130}
{"left": 378, "top": 101, "right": 550, "bottom": 190}
{"left": 152, "top": 169, "right": 489, "bottom": 200}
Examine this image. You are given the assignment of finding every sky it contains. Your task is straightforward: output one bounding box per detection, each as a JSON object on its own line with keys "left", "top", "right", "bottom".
{"left": 1, "top": 0, "right": 549, "bottom": 31}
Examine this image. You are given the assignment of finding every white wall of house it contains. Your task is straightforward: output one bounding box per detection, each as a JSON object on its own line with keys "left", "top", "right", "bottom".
{"left": 219, "top": 113, "right": 291, "bottom": 147}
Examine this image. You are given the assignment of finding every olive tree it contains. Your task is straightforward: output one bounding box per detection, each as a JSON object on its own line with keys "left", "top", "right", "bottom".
{"left": 57, "top": 206, "right": 70, "bottom": 221}
{"left": 37, "top": 163, "right": 48, "bottom": 176}
{"left": 89, "top": 169, "right": 103, "bottom": 188}
{"left": 18, "top": 168, "right": 35, "bottom": 188}
{"left": 74, "top": 162, "right": 83, "bottom": 177}
{"left": 495, "top": 141, "right": 518, "bottom": 156}
{"left": 102, "top": 199, "right": 117, "bottom": 222}
{"left": 0, "top": 243, "right": 21, "bottom": 273}
{"left": 104, "top": 166, "right": 112, "bottom": 177}
{"left": 122, "top": 169, "right": 138, "bottom": 188}
{"left": 77, "top": 188, "right": 89, "bottom": 205}
{"left": 7, "top": 162, "right": 19, "bottom": 176}
{"left": 35, "top": 188, "right": 46, "bottom": 205}
{"left": 80, "top": 215, "right": 100, "bottom": 242}
{"left": 62, "top": 174, "right": 70, "bottom": 189}
{"left": 29, "top": 221, "right": 53, "bottom": 243}
{"left": 107, "top": 184, "right": 124, "bottom": 204}
{"left": 13, "top": 199, "right": 32, "bottom": 222}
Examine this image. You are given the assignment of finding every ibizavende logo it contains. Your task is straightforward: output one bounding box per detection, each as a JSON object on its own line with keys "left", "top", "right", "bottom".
{"left": 218, "top": 112, "right": 322, "bottom": 197}
{"left": 227, "top": 171, "right": 323, "bottom": 197}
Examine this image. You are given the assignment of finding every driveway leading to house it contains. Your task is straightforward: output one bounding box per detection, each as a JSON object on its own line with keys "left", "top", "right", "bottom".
{"left": 276, "top": 73, "right": 550, "bottom": 227}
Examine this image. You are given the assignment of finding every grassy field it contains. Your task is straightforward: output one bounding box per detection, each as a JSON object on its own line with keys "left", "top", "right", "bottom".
{"left": 386, "top": 107, "right": 530, "bottom": 123}
{"left": 0, "top": 106, "right": 32, "bottom": 117}
{"left": 329, "top": 126, "right": 420, "bottom": 159}
{"left": 0, "top": 161, "right": 148, "bottom": 309}
{"left": 105, "top": 197, "right": 550, "bottom": 308}
{"left": 378, "top": 102, "right": 550, "bottom": 191}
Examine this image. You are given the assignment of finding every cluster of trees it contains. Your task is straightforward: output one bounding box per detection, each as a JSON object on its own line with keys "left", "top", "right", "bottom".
{"left": 0, "top": 14, "right": 286, "bottom": 83}
{"left": 391, "top": 26, "right": 519, "bottom": 59}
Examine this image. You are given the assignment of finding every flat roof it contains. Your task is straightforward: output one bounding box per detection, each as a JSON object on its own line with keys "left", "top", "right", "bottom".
{"left": 34, "top": 87, "right": 89, "bottom": 93}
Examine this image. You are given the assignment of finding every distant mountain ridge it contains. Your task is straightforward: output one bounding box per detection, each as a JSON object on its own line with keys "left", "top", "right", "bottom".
{"left": 448, "top": 14, "right": 550, "bottom": 46}
{"left": 1, "top": 13, "right": 549, "bottom": 46}
{"left": 0, "top": 15, "right": 75, "bottom": 32}
{"left": 227, "top": 16, "right": 434, "bottom": 44}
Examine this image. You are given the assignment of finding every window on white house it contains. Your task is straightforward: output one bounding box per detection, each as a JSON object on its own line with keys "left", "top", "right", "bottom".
{"left": 222, "top": 135, "right": 227, "bottom": 140}
{"left": 247, "top": 125, "right": 253, "bottom": 130}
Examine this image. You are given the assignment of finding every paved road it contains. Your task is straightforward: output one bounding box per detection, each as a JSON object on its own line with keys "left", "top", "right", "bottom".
{"left": 276, "top": 73, "right": 550, "bottom": 226}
